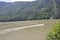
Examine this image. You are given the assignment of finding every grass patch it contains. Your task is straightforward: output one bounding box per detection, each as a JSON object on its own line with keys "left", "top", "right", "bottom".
{"left": 47, "top": 22, "right": 60, "bottom": 40}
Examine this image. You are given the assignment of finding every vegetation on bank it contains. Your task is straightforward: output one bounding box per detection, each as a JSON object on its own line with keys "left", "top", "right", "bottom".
{"left": 47, "top": 22, "right": 60, "bottom": 40}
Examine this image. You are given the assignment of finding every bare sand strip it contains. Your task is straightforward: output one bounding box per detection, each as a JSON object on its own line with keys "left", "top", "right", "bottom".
{"left": 0, "top": 24, "right": 44, "bottom": 34}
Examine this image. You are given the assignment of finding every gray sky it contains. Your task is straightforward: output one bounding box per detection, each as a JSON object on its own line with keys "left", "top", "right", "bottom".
{"left": 0, "top": 0, "right": 35, "bottom": 2}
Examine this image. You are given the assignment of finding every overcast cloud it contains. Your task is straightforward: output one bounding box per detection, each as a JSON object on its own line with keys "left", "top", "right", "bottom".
{"left": 0, "top": 0, "right": 35, "bottom": 2}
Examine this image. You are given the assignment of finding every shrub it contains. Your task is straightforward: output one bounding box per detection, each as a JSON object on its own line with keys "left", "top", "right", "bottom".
{"left": 47, "top": 22, "right": 60, "bottom": 40}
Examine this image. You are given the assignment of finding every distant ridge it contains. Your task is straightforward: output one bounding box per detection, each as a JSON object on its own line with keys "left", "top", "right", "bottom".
{"left": 0, "top": 0, "right": 60, "bottom": 22}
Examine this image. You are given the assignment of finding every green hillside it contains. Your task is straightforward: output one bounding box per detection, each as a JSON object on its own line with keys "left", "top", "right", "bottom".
{"left": 0, "top": 0, "right": 60, "bottom": 22}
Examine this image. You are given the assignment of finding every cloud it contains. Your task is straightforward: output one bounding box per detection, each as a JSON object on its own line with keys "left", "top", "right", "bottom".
{"left": 0, "top": 0, "right": 12, "bottom": 2}
{"left": 12, "top": 0, "right": 35, "bottom": 2}
{"left": 0, "top": 0, "right": 35, "bottom": 2}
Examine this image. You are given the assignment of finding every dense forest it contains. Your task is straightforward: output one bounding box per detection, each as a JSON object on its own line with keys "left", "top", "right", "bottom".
{"left": 0, "top": 0, "right": 60, "bottom": 22}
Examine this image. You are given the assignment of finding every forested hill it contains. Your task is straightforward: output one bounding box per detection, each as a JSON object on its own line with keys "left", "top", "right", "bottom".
{"left": 0, "top": 0, "right": 60, "bottom": 22}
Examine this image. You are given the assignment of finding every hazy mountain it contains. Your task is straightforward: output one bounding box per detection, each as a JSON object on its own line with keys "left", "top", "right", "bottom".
{"left": 0, "top": 0, "right": 60, "bottom": 22}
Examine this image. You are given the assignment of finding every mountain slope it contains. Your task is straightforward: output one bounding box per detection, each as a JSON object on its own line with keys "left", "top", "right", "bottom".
{"left": 0, "top": 0, "right": 60, "bottom": 22}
